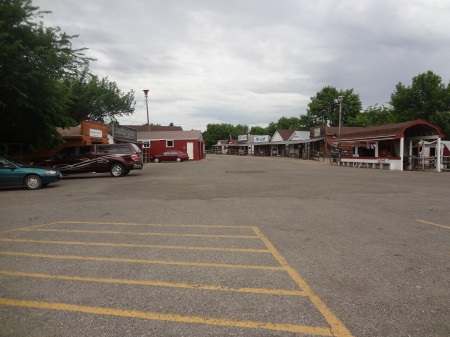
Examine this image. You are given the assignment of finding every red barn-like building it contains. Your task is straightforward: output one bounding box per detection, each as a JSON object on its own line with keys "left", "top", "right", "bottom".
{"left": 138, "top": 130, "right": 205, "bottom": 162}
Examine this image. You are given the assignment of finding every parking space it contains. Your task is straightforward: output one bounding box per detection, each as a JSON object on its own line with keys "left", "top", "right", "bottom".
{"left": 0, "top": 221, "right": 351, "bottom": 336}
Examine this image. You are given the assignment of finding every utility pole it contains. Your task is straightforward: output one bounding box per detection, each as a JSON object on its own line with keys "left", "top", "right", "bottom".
{"left": 143, "top": 89, "right": 150, "bottom": 132}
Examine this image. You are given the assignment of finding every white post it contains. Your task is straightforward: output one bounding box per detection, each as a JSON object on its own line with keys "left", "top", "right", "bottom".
{"left": 409, "top": 139, "right": 413, "bottom": 170}
{"left": 436, "top": 138, "right": 441, "bottom": 172}
{"left": 400, "top": 137, "right": 404, "bottom": 171}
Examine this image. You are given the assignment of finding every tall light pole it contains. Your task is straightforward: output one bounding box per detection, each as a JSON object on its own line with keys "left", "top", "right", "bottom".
{"left": 143, "top": 89, "right": 150, "bottom": 132}
{"left": 334, "top": 96, "right": 344, "bottom": 137}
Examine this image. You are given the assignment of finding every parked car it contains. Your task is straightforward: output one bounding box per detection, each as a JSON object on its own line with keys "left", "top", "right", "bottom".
{"left": 37, "top": 143, "right": 143, "bottom": 177}
{"left": 152, "top": 150, "right": 189, "bottom": 163}
{"left": 0, "top": 156, "right": 61, "bottom": 190}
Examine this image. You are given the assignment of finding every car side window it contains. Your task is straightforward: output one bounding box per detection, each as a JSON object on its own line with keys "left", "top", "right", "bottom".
{"left": 98, "top": 145, "right": 131, "bottom": 154}
{"left": 56, "top": 147, "right": 76, "bottom": 158}
{"left": 79, "top": 146, "right": 93, "bottom": 155}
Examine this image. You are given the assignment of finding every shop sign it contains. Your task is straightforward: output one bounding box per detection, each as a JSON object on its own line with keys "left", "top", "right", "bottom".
{"left": 89, "top": 128, "right": 103, "bottom": 138}
{"left": 254, "top": 135, "right": 269, "bottom": 142}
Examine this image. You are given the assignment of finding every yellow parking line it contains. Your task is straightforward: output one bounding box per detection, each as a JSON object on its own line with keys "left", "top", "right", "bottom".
{"left": 0, "top": 222, "right": 58, "bottom": 234}
{"left": 18, "top": 228, "right": 259, "bottom": 239}
{"left": 0, "top": 238, "right": 270, "bottom": 253}
{"left": 252, "top": 227, "right": 353, "bottom": 337}
{"left": 0, "top": 297, "right": 332, "bottom": 335}
{"left": 0, "top": 270, "right": 305, "bottom": 296}
{"left": 0, "top": 252, "right": 284, "bottom": 271}
{"left": 417, "top": 220, "right": 450, "bottom": 230}
{"left": 54, "top": 221, "right": 254, "bottom": 229}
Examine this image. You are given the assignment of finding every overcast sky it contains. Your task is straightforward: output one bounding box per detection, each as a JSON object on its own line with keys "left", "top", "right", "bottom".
{"left": 33, "top": 0, "right": 450, "bottom": 131}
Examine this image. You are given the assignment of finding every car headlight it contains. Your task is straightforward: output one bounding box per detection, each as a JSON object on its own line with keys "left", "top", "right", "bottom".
{"left": 45, "top": 170, "right": 57, "bottom": 175}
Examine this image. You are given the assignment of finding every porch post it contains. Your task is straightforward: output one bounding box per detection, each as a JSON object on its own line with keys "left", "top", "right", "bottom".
{"left": 437, "top": 137, "right": 441, "bottom": 172}
{"left": 375, "top": 141, "right": 379, "bottom": 157}
{"left": 400, "top": 137, "right": 404, "bottom": 171}
{"left": 409, "top": 140, "right": 413, "bottom": 170}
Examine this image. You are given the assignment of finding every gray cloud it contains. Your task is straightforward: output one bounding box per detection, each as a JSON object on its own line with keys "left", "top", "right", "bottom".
{"left": 33, "top": 0, "right": 450, "bottom": 131}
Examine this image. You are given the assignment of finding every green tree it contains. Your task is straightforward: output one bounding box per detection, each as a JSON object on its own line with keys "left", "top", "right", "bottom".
{"left": 0, "top": 0, "right": 89, "bottom": 150}
{"left": 276, "top": 116, "right": 302, "bottom": 130}
{"left": 390, "top": 71, "right": 450, "bottom": 139}
{"left": 265, "top": 122, "right": 278, "bottom": 136}
{"left": 64, "top": 66, "right": 135, "bottom": 123}
{"left": 304, "top": 86, "right": 363, "bottom": 129}
{"left": 430, "top": 111, "right": 450, "bottom": 140}
{"left": 249, "top": 126, "right": 266, "bottom": 135}
{"left": 202, "top": 123, "right": 249, "bottom": 149}
{"left": 390, "top": 71, "right": 450, "bottom": 122}
{"left": 347, "top": 104, "right": 394, "bottom": 127}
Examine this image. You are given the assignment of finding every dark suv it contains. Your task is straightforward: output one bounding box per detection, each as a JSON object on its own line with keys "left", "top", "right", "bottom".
{"left": 40, "top": 143, "right": 143, "bottom": 177}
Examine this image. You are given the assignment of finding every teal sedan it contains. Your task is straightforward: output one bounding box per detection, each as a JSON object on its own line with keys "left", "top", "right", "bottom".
{"left": 0, "top": 156, "right": 61, "bottom": 190}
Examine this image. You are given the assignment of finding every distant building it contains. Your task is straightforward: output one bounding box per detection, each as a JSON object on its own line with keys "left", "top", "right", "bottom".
{"left": 137, "top": 130, "right": 205, "bottom": 162}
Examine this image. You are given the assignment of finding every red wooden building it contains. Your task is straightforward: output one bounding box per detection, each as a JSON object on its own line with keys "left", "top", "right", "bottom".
{"left": 137, "top": 130, "right": 205, "bottom": 162}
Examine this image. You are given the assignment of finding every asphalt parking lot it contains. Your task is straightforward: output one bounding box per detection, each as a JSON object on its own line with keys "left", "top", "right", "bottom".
{"left": 0, "top": 155, "right": 449, "bottom": 337}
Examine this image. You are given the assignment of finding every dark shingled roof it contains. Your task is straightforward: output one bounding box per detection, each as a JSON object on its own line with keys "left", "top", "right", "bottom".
{"left": 122, "top": 124, "right": 183, "bottom": 132}
{"left": 275, "top": 129, "right": 295, "bottom": 141}
{"left": 338, "top": 120, "right": 444, "bottom": 141}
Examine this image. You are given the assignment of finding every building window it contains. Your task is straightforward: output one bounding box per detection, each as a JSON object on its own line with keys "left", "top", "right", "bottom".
{"left": 143, "top": 142, "right": 150, "bottom": 149}
{"left": 166, "top": 140, "right": 174, "bottom": 147}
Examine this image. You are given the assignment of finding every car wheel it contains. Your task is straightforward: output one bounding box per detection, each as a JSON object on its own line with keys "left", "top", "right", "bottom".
{"left": 154, "top": 158, "right": 160, "bottom": 163}
{"left": 110, "top": 163, "right": 125, "bottom": 177}
{"left": 25, "top": 174, "right": 43, "bottom": 190}
{"left": 176, "top": 157, "right": 182, "bottom": 162}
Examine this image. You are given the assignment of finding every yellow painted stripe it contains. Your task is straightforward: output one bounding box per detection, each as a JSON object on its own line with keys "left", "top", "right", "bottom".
{"left": 0, "top": 238, "right": 269, "bottom": 253}
{"left": 54, "top": 221, "right": 253, "bottom": 229}
{"left": 417, "top": 219, "right": 450, "bottom": 230}
{"left": 0, "top": 270, "right": 304, "bottom": 296}
{"left": 0, "top": 297, "right": 332, "bottom": 335}
{"left": 0, "top": 252, "right": 284, "bottom": 271}
{"left": 19, "top": 228, "right": 258, "bottom": 239}
{"left": 0, "top": 221, "right": 57, "bottom": 234}
{"left": 252, "top": 227, "right": 354, "bottom": 337}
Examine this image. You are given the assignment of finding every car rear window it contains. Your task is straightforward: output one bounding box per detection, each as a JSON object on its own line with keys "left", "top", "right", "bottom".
{"left": 130, "top": 143, "right": 141, "bottom": 153}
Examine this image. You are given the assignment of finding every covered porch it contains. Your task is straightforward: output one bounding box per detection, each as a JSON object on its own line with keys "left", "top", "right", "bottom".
{"left": 334, "top": 120, "right": 445, "bottom": 172}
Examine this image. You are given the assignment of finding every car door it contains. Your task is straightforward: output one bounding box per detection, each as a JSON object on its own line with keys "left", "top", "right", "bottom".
{"left": 0, "top": 159, "right": 21, "bottom": 187}
{"left": 72, "top": 146, "right": 96, "bottom": 172}
{"left": 47, "top": 146, "right": 94, "bottom": 173}
{"left": 168, "top": 150, "right": 178, "bottom": 161}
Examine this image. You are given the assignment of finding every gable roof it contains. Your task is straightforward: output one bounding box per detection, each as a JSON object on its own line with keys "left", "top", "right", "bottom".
{"left": 272, "top": 129, "right": 295, "bottom": 142}
{"left": 289, "top": 131, "right": 310, "bottom": 141}
{"left": 137, "top": 130, "right": 203, "bottom": 141}
{"left": 56, "top": 126, "right": 82, "bottom": 138}
{"left": 123, "top": 124, "right": 183, "bottom": 132}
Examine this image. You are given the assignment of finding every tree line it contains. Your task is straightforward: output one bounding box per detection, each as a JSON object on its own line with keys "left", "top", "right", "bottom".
{"left": 203, "top": 73, "right": 450, "bottom": 149}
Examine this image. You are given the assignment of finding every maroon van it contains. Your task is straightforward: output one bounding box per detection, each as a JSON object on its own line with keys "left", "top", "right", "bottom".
{"left": 40, "top": 143, "right": 143, "bottom": 177}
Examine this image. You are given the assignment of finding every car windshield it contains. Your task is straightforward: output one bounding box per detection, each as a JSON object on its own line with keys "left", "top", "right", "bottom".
{"left": 1, "top": 157, "right": 23, "bottom": 167}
